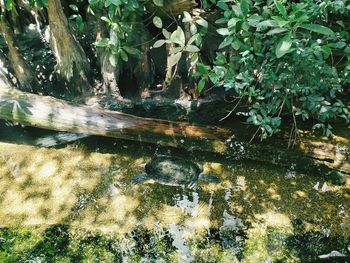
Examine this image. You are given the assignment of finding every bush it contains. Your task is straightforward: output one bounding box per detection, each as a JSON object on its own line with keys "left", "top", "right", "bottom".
{"left": 195, "top": 0, "right": 350, "bottom": 138}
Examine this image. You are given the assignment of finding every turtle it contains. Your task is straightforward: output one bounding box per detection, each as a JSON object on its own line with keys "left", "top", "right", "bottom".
{"left": 132, "top": 155, "right": 220, "bottom": 187}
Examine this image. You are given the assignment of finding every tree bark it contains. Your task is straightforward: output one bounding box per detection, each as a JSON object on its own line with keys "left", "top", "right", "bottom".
{"left": 0, "top": 13, "right": 39, "bottom": 92}
{"left": 0, "top": 86, "right": 349, "bottom": 175}
{"left": 95, "top": 10, "right": 121, "bottom": 98}
{"left": 47, "top": 0, "right": 91, "bottom": 95}
{"left": 133, "top": 22, "right": 153, "bottom": 95}
{"left": 0, "top": 50, "right": 12, "bottom": 87}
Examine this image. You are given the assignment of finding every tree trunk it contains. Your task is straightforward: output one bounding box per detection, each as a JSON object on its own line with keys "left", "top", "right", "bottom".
{"left": 95, "top": 10, "right": 121, "bottom": 98}
{"left": 0, "top": 86, "right": 349, "bottom": 175}
{"left": 161, "top": 43, "right": 184, "bottom": 98}
{"left": 47, "top": 0, "right": 91, "bottom": 95}
{"left": 0, "top": 50, "right": 12, "bottom": 87}
{"left": 0, "top": 13, "right": 39, "bottom": 92}
{"left": 133, "top": 21, "right": 153, "bottom": 95}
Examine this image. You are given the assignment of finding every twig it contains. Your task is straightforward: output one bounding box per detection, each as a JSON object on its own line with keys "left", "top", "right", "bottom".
{"left": 219, "top": 96, "right": 243, "bottom": 121}
{"left": 289, "top": 97, "right": 301, "bottom": 148}
{"left": 249, "top": 126, "right": 261, "bottom": 143}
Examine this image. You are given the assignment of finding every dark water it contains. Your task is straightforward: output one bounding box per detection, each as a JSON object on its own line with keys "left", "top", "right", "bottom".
{"left": 0, "top": 120, "right": 349, "bottom": 262}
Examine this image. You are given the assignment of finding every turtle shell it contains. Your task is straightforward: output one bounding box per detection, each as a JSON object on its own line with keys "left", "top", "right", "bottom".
{"left": 145, "top": 155, "right": 202, "bottom": 186}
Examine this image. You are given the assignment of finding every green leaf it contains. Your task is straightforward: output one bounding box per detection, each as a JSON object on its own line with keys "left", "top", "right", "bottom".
{"left": 94, "top": 38, "right": 109, "bottom": 47}
{"left": 110, "top": 0, "right": 121, "bottom": 5}
{"left": 69, "top": 14, "right": 78, "bottom": 20}
{"left": 300, "top": 24, "right": 335, "bottom": 36}
{"left": 109, "top": 54, "right": 118, "bottom": 67}
{"left": 187, "top": 33, "right": 199, "bottom": 45}
{"left": 75, "top": 15, "right": 84, "bottom": 32}
{"left": 197, "top": 78, "right": 206, "bottom": 93}
{"left": 196, "top": 63, "right": 210, "bottom": 74}
{"left": 257, "top": 20, "right": 278, "bottom": 31}
{"left": 240, "top": 0, "right": 249, "bottom": 16}
{"left": 182, "top": 11, "right": 192, "bottom": 23}
{"left": 232, "top": 5, "right": 243, "bottom": 17}
{"left": 120, "top": 50, "right": 128, "bottom": 62}
{"left": 153, "top": 16, "right": 163, "bottom": 29}
{"left": 196, "top": 18, "right": 208, "bottom": 28}
{"left": 228, "top": 18, "right": 240, "bottom": 28}
{"left": 217, "top": 2, "right": 229, "bottom": 10}
{"left": 322, "top": 45, "right": 331, "bottom": 59}
{"left": 162, "top": 29, "right": 171, "bottom": 39}
{"left": 274, "top": 0, "right": 287, "bottom": 18}
{"left": 217, "top": 28, "right": 230, "bottom": 36}
{"left": 101, "top": 16, "right": 111, "bottom": 24}
{"left": 5, "top": 0, "right": 15, "bottom": 11}
{"left": 169, "top": 47, "right": 183, "bottom": 54}
{"left": 168, "top": 52, "right": 182, "bottom": 68}
{"left": 275, "top": 34, "right": 292, "bottom": 58}
{"left": 153, "top": 40, "right": 166, "bottom": 48}
{"left": 218, "top": 36, "right": 233, "bottom": 49}
{"left": 108, "top": 5, "right": 116, "bottom": 19}
{"left": 153, "top": 0, "right": 163, "bottom": 7}
{"left": 266, "top": 28, "right": 288, "bottom": 35}
{"left": 69, "top": 4, "right": 79, "bottom": 12}
{"left": 185, "top": 45, "right": 200, "bottom": 52}
{"left": 123, "top": 46, "right": 140, "bottom": 55}
{"left": 170, "top": 27, "right": 186, "bottom": 47}
{"left": 190, "top": 23, "right": 197, "bottom": 34}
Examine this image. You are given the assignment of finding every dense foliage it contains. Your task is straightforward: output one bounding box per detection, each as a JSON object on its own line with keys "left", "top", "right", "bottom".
{"left": 0, "top": 0, "right": 349, "bottom": 138}
{"left": 194, "top": 0, "right": 350, "bottom": 138}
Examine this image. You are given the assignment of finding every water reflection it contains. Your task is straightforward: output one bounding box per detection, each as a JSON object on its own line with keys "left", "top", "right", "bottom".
{"left": 0, "top": 123, "right": 350, "bottom": 261}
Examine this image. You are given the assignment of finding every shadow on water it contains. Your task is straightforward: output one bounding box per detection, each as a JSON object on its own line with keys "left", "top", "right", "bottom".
{"left": 0, "top": 121, "right": 350, "bottom": 262}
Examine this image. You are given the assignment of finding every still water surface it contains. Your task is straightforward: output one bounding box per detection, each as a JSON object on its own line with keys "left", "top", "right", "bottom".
{"left": 0, "top": 121, "right": 349, "bottom": 262}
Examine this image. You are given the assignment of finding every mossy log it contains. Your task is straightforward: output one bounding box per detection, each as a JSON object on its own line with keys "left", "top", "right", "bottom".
{"left": 0, "top": 86, "right": 348, "bottom": 175}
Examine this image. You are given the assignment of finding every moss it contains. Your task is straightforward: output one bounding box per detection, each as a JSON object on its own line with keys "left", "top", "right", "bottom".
{"left": 325, "top": 171, "right": 346, "bottom": 185}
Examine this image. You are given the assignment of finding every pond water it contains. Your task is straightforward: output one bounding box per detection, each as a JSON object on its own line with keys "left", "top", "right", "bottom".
{"left": 0, "top": 120, "right": 349, "bottom": 262}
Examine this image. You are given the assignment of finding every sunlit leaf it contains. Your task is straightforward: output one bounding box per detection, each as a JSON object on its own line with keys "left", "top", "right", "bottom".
{"left": 185, "top": 45, "right": 200, "bottom": 52}
{"left": 69, "top": 4, "right": 79, "bottom": 12}
{"left": 266, "top": 28, "right": 288, "bottom": 35}
{"left": 153, "top": 0, "right": 163, "bottom": 7}
{"left": 170, "top": 27, "right": 186, "bottom": 47}
{"left": 162, "top": 29, "right": 170, "bottom": 39}
{"left": 123, "top": 46, "right": 140, "bottom": 56}
{"left": 300, "top": 24, "right": 335, "bottom": 36}
{"left": 109, "top": 54, "right": 118, "bottom": 67}
{"left": 187, "top": 33, "right": 199, "bottom": 45}
{"left": 275, "top": 34, "right": 292, "bottom": 58}
{"left": 153, "top": 40, "right": 166, "bottom": 48}
{"left": 182, "top": 11, "right": 192, "bottom": 23}
{"left": 168, "top": 52, "right": 182, "bottom": 68}
{"left": 217, "top": 28, "right": 230, "bottom": 36}
{"left": 153, "top": 16, "right": 163, "bottom": 29}
{"left": 196, "top": 18, "right": 208, "bottom": 28}
{"left": 94, "top": 38, "right": 109, "bottom": 47}
{"left": 274, "top": 0, "right": 287, "bottom": 18}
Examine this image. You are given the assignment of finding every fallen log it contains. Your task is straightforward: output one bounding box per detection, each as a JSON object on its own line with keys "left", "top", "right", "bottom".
{"left": 0, "top": 86, "right": 349, "bottom": 175}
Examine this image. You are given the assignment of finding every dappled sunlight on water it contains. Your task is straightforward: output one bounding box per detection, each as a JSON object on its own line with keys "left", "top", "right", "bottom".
{"left": 0, "top": 129, "right": 350, "bottom": 261}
